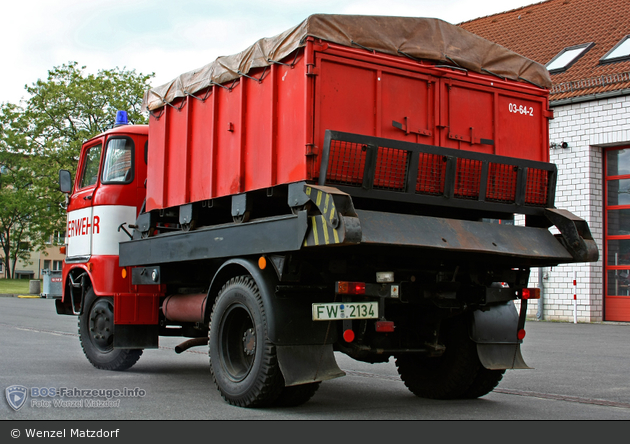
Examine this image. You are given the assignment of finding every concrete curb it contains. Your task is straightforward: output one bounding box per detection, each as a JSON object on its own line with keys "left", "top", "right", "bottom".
{"left": 0, "top": 293, "right": 43, "bottom": 298}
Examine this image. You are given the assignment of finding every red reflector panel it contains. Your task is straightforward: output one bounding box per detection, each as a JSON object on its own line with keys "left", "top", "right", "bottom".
{"left": 336, "top": 281, "right": 366, "bottom": 295}
{"left": 517, "top": 329, "right": 526, "bottom": 340}
{"left": 454, "top": 158, "right": 482, "bottom": 200}
{"left": 374, "top": 147, "right": 408, "bottom": 191}
{"left": 416, "top": 153, "right": 446, "bottom": 196}
{"left": 520, "top": 288, "right": 541, "bottom": 299}
{"left": 524, "top": 168, "right": 550, "bottom": 206}
{"left": 326, "top": 140, "right": 367, "bottom": 186}
{"left": 375, "top": 321, "right": 395, "bottom": 333}
{"left": 486, "top": 163, "right": 517, "bottom": 203}
{"left": 343, "top": 329, "right": 355, "bottom": 342}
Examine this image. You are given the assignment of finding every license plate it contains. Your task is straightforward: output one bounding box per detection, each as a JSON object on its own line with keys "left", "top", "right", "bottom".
{"left": 312, "top": 302, "right": 378, "bottom": 320}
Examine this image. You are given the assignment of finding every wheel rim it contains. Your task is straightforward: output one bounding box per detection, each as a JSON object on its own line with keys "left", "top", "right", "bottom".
{"left": 88, "top": 298, "right": 114, "bottom": 352}
{"left": 219, "top": 302, "right": 256, "bottom": 382}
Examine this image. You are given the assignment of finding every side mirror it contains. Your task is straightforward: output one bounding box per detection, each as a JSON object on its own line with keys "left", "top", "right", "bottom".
{"left": 59, "top": 169, "right": 72, "bottom": 194}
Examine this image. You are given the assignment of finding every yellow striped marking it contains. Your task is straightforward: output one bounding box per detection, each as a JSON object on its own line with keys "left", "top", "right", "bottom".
{"left": 301, "top": 187, "right": 344, "bottom": 247}
{"left": 311, "top": 216, "right": 320, "bottom": 245}
{"left": 322, "top": 217, "right": 330, "bottom": 245}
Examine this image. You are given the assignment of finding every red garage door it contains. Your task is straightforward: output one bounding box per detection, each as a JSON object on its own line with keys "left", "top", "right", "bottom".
{"left": 605, "top": 146, "right": 630, "bottom": 321}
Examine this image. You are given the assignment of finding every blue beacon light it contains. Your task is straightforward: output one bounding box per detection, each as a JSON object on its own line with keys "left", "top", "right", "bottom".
{"left": 114, "top": 110, "right": 129, "bottom": 127}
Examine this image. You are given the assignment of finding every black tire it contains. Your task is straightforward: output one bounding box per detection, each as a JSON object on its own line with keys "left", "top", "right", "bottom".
{"left": 78, "top": 288, "right": 143, "bottom": 371}
{"left": 395, "top": 317, "right": 491, "bottom": 400}
{"left": 273, "top": 382, "right": 321, "bottom": 407}
{"left": 209, "top": 276, "right": 284, "bottom": 407}
{"left": 461, "top": 367, "right": 505, "bottom": 399}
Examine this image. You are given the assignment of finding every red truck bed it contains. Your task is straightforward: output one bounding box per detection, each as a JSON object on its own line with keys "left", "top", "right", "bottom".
{"left": 144, "top": 15, "right": 552, "bottom": 212}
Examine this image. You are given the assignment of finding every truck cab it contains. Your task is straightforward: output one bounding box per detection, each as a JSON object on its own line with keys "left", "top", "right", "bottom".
{"left": 59, "top": 112, "right": 148, "bottom": 312}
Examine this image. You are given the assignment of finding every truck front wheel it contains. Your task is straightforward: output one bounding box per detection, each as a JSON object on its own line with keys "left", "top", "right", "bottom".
{"left": 78, "top": 288, "right": 143, "bottom": 371}
{"left": 208, "top": 276, "right": 284, "bottom": 407}
{"left": 395, "top": 317, "right": 502, "bottom": 399}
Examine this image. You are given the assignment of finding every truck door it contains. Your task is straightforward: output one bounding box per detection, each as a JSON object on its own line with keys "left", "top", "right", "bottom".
{"left": 90, "top": 136, "right": 138, "bottom": 258}
{"left": 66, "top": 141, "right": 103, "bottom": 261}
{"left": 66, "top": 135, "right": 139, "bottom": 262}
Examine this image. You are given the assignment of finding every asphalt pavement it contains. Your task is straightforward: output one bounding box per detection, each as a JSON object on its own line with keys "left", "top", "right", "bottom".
{"left": 1, "top": 296, "right": 629, "bottom": 421}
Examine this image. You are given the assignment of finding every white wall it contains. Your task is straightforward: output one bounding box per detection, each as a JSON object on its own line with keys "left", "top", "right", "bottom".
{"left": 525, "top": 94, "right": 629, "bottom": 322}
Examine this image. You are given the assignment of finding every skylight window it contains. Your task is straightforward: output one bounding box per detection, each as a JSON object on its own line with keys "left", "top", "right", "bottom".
{"left": 601, "top": 35, "right": 630, "bottom": 63}
{"left": 546, "top": 43, "right": 594, "bottom": 74}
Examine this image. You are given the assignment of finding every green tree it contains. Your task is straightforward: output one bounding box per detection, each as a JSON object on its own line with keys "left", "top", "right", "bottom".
{"left": 24, "top": 61, "right": 152, "bottom": 185}
{"left": 0, "top": 103, "right": 39, "bottom": 278}
{"left": 0, "top": 62, "right": 153, "bottom": 275}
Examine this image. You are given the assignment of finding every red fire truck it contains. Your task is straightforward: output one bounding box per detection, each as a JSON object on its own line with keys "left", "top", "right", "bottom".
{"left": 56, "top": 15, "right": 598, "bottom": 407}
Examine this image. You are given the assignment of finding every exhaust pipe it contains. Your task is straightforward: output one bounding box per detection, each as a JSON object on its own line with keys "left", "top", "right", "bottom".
{"left": 175, "top": 337, "right": 209, "bottom": 354}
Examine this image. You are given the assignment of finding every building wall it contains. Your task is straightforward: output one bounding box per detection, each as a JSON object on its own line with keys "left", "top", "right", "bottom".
{"left": 526, "top": 94, "right": 630, "bottom": 322}
{"left": 4, "top": 244, "right": 65, "bottom": 280}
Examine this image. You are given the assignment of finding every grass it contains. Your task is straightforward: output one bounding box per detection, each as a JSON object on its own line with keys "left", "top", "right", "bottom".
{"left": 0, "top": 278, "right": 41, "bottom": 294}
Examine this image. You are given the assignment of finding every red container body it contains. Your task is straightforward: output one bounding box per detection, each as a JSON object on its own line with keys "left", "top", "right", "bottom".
{"left": 146, "top": 39, "right": 552, "bottom": 212}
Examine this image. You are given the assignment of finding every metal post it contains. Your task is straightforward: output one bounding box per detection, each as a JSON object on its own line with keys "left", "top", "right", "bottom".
{"left": 573, "top": 270, "right": 577, "bottom": 324}
{"left": 537, "top": 267, "right": 545, "bottom": 320}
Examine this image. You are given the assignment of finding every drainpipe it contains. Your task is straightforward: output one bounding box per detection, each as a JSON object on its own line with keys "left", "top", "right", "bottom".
{"left": 537, "top": 267, "right": 545, "bottom": 320}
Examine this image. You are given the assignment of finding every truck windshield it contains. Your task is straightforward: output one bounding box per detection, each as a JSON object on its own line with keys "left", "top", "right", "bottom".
{"left": 102, "top": 138, "right": 134, "bottom": 184}
{"left": 79, "top": 143, "right": 102, "bottom": 189}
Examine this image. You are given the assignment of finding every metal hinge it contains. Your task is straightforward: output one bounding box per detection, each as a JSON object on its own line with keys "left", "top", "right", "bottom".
{"left": 448, "top": 127, "right": 494, "bottom": 146}
{"left": 305, "top": 144, "right": 318, "bottom": 156}
{"left": 392, "top": 117, "right": 432, "bottom": 137}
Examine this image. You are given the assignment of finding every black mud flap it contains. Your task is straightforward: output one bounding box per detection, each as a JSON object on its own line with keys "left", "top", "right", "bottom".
{"left": 276, "top": 344, "right": 346, "bottom": 386}
{"left": 471, "top": 301, "right": 532, "bottom": 370}
{"left": 113, "top": 325, "right": 159, "bottom": 349}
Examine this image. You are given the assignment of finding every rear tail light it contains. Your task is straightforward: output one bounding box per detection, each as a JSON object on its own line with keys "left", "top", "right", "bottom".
{"left": 519, "top": 288, "right": 541, "bottom": 299}
{"left": 336, "top": 281, "right": 366, "bottom": 295}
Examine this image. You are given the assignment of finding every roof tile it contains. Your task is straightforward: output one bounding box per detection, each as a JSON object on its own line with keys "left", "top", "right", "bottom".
{"left": 459, "top": 0, "right": 630, "bottom": 100}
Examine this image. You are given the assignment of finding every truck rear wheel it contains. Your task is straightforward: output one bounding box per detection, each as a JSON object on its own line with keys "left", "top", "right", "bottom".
{"left": 208, "top": 276, "right": 284, "bottom": 407}
{"left": 78, "top": 288, "right": 143, "bottom": 371}
{"left": 273, "top": 382, "right": 321, "bottom": 407}
{"left": 395, "top": 317, "right": 497, "bottom": 399}
{"left": 461, "top": 367, "right": 505, "bottom": 399}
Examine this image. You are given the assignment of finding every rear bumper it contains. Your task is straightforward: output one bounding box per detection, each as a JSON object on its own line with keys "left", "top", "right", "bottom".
{"left": 356, "top": 208, "right": 595, "bottom": 267}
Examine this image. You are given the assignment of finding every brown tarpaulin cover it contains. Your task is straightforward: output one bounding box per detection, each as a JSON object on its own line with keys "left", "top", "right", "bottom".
{"left": 143, "top": 14, "right": 551, "bottom": 111}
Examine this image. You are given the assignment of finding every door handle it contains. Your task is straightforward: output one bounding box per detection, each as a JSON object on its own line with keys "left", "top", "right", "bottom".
{"left": 84, "top": 195, "right": 92, "bottom": 200}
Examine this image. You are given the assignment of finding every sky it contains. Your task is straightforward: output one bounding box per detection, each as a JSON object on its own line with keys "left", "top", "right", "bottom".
{"left": 1, "top": 0, "right": 542, "bottom": 105}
